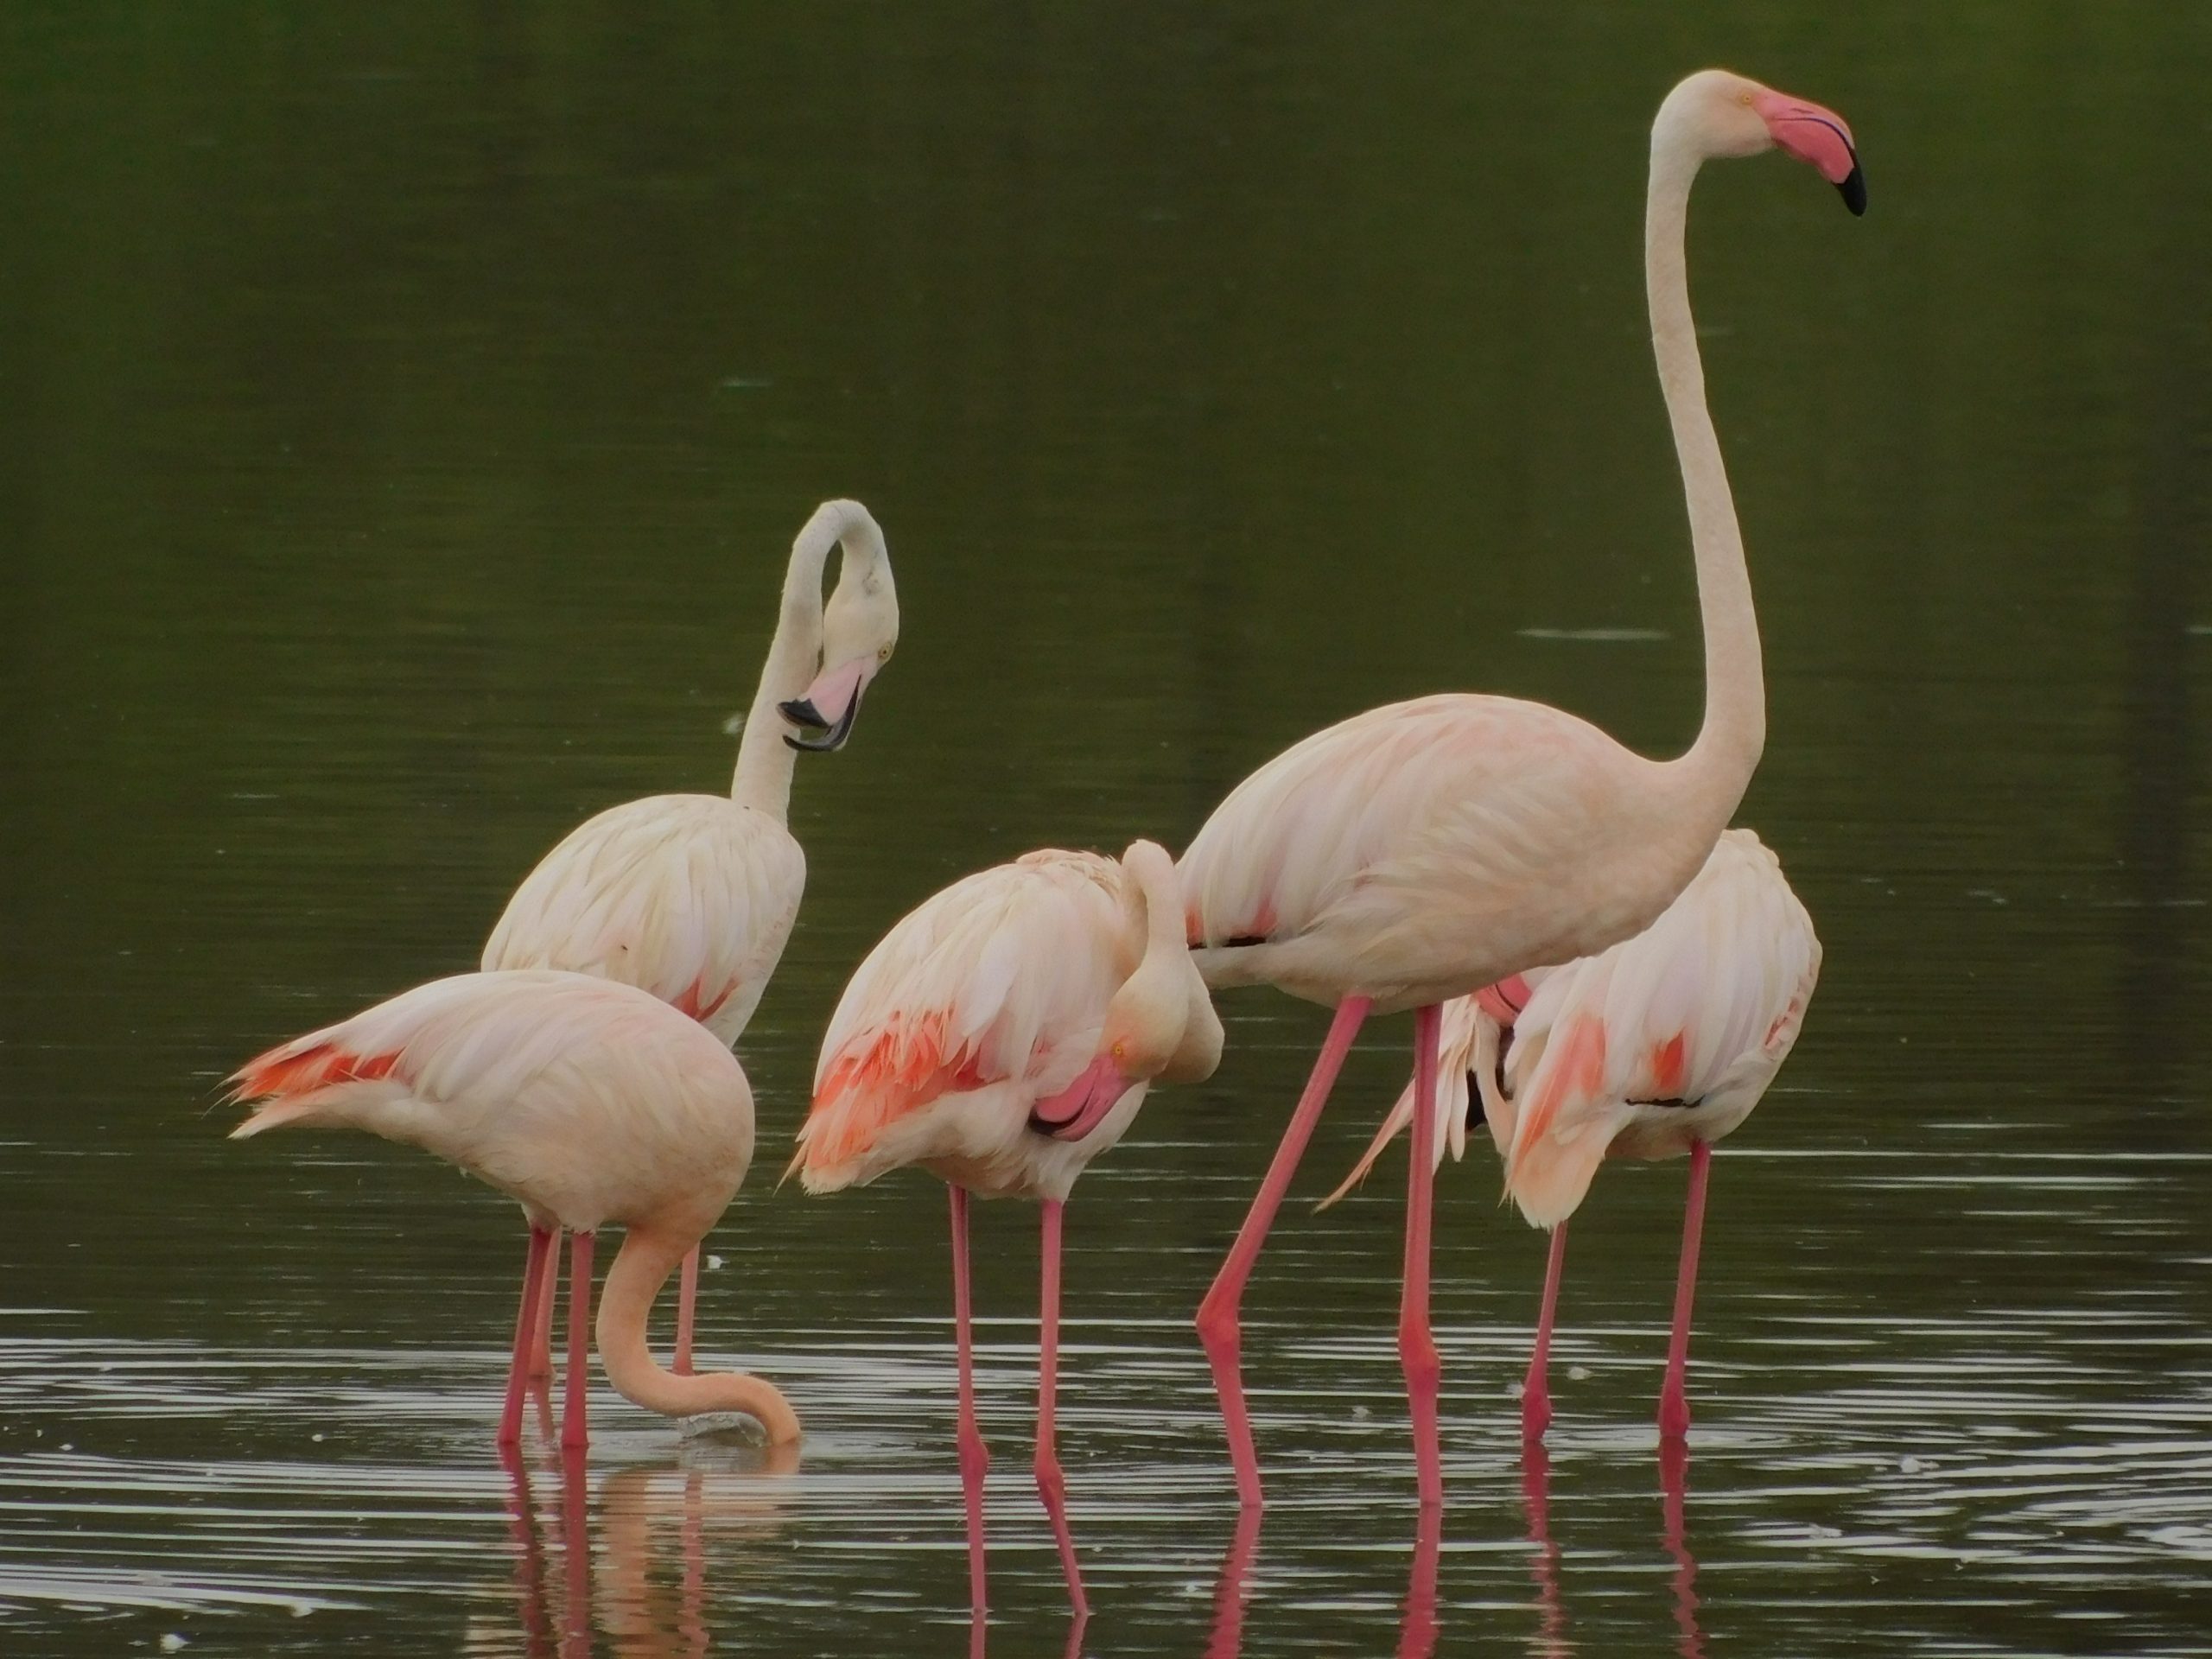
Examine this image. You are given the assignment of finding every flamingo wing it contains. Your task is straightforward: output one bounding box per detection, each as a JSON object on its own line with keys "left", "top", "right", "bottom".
{"left": 1501, "top": 830, "right": 1820, "bottom": 1225}
{"left": 483, "top": 795, "right": 804, "bottom": 1044}
{"left": 229, "top": 969, "right": 753, "bottom": 1228}
{"left": 794, "top": 851, "right": 1127, "bottom": 1192}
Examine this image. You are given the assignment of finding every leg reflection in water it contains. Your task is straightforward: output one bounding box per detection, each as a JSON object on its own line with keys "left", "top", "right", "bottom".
{"left": 1519, "top": 1440, "right": 1568, "bottom": 1658}
{"left": 1203, "top": 1503, "right": 1442, "bottom": 1659}
{"left": 1660, "top": 1437, "right": 1704, "bottom": 1659}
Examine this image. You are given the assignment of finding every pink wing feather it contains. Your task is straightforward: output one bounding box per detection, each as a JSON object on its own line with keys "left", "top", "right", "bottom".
{"left": 793, "top": 851, "right": 1128, "bottom": 1190}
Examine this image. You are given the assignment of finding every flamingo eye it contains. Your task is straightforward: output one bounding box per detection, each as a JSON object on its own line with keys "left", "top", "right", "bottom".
{"left": 1111, "top": 1039, "right": 1127, "bottom": 1061}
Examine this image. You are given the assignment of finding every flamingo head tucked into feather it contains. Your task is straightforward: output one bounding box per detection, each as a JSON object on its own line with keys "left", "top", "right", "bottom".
{"left": 1030, "top": 840, "right": 1219, "bottom": 1141}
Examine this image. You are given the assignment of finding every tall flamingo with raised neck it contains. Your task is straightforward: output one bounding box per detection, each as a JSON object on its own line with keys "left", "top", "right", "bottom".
{"left": 791, "top": 840, "right": 1221, "bottom": 1618}
{"left": 484, "top": 499, "right": 898, "bottom": 1382}
{"left": 1325, "top": 829, "right": 1821, "bottom": 1441}
{"left": 1177, "top": 69, "right": 1863, "bottom": 1509}
{"left": 228, "top": 969, "right": 802, "bottom": 1450}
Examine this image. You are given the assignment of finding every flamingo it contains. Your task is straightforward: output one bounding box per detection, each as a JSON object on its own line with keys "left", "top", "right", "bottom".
{"left": 483, "top": 499, "right": 898, "bottom": 1381}
{"left": 1176, "top": 68, "right": 1862, "bottom": 1507}
{"left": 1323, "top": 829, "right": 1821, "bottom": 1441}
{"left": 227, "top": 969, "right": 803, "bottom": 1452}
{"left": 791, "top": 839, "right": 1222, "bottom": 1618}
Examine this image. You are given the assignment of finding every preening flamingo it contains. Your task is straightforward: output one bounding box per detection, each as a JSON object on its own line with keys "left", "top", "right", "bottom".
{"left": 1323, "top": 829, "right": 1821, "bottom": 1441}
{"left": 228, "top": 969, "right": 802, "bottom": 1451}
{"left": 1177, "top": 69, "right": 1862, "bottom": 1508}
{"left": 483, "top": 499, "right": 898, "bottom": 1379}
{"left": 791, "top": 840, "right": 1221, "bottom": 1617}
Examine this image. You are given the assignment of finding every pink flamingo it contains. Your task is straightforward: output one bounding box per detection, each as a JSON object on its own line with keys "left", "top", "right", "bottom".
{"left": 791, "top": 840, "right": 1221, "bottom": 1618}
{"left": 228, "top": 969, "right": 803, "bottom": 1452}
{"left": 1325, "top": 829, "right": 1820, "bottom": 1440}
{"left": 1177, "top": 69, "right": 1861, "bottom": 1508}
{"left": 483, "top": 499, "right": 898, "bottom": 1381}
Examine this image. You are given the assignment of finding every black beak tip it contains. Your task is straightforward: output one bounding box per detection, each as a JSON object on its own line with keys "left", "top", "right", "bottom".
{"left": 781, "top": 694, "right": 861, "bottom": 753}
{"left": 1837, "top": 159, "right": 1867, "bottom": 217}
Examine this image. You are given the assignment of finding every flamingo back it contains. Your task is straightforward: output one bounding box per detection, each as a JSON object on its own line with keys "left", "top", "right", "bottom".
{"left": 1178, "top": 695, "right": 1711, "bottom": 1009}
{"left": 482, "top": 794, "right": 805, "bottom": 1046}
{"left": 231, "top": 969, "right": 756, "bottom": 1234}
{"left": 794, "top": 851, "right": 1130, "bottom": 1196}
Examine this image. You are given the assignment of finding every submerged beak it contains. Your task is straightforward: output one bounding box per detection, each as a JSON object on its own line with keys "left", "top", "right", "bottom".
{"left": 779, "top": 658, "right": 870, "bottom": 753}
{"left": 1751, "top": 89, "right": 1866, "bottom": 217}
{"left": 1027, "top": 1053, "right": 1135, "bottom": 1143}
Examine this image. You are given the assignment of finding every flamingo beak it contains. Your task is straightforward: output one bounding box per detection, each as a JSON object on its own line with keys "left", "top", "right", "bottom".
{"left": 1751, "top": 89, "right": 1866, "bottom": 217}
{"left": 1027, "top": 1053, "right": 1134, "bottom": 1143}
{"left": 779, "top": 658, "right": 871, "bottom": 753}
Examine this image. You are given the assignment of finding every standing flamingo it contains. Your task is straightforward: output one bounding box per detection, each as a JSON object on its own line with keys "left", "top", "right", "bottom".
{"left": 791, "top": 840, "right": 1221, "bottom": 1618}
{"left": 483, "top": 499, "right": 898, "bottom": 1382}
{"left": 1177, "top": 69, "right": 1862, "bottom": 1508}
{"left": 228, "top": 969, "right": 802, "bottom": 1451}
{"left": 1323, "top": 829, "right": 1821, "bottom": 1440}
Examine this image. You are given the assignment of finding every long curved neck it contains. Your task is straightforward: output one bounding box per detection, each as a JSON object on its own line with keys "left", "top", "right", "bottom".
{"left": 1647, "top": 132, "right": 1764, "bottom": 801}
{"left": 595, "top": 1224, "right": 802, "bottom": 1444}
{"left": 731, "top": 506, "right": 858, "bottom": 817}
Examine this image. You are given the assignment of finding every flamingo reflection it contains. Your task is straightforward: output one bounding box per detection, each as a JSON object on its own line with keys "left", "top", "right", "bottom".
{"left": 1202, "top": 1503, "right": 1440, "bottom": 1659}
{"left": 1660, "top": 1439, "right": 1704, "bottom": 1659}
{"left": 492, "top": 1440, "right": 796, "bottom": 1658}
{"left": 1520, "top": 1441, "right": 1568, "bottom": 1658}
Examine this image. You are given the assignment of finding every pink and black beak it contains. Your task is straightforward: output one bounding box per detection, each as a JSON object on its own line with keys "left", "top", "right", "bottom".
{"left": 1752, "top": 88, "right": 1866, "bottom": 217}
{"left": 1028, "top": 1053, "right": 1134, "bottom": 1143}
{"left": 779, "top": 658, "right": 871, "bottom": 753}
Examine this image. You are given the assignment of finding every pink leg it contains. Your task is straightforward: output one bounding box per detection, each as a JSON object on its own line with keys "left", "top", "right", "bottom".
{"left": 500, "top": 1225, "right": 556, "bottom": 1446}
{"left": 674, "top": 1246, "right": 701, "bottom": 1376}
{"left": 530, "top": 1227, "right": 562, "bottom": 1382}
{"left": 1522, "top": 1437, "right": 1566, "bottom": 1654}
{"left": 1400, "top": 1002, "right": 1444, "bottom": 1508}
{"left": 1033, "top": 1199, "right": 1087, "bottom": 1617}
{"left": 1657, "top": 1141, "right": 1712, "bottom": 1440}
{"left": 950, "top": 1186, "right": 988, "bottom": 1617}
{"left": 1197, "top": 995, "right": 1371, "bottom": 1509}
{"left": 561, "top": 1230, "right": 595, "bottom": 1452}
{"left": 1660, "top": 1435, "right": 1703, "bottom": 1658}
{"left": 1522, "top": 1224, "right": 1568, "bottom": 1443}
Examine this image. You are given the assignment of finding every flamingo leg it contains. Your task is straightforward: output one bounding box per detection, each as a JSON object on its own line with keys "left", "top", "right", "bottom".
{"left": 1523, "top": 1223, "right": 1569, "bottom": 1443}
{"left": 674, "top": 1245, "right": 701, "bottom": 1376}
{"left": 530, "top": 1226, "right": 562, "bottom": 1382}
{"left": 1197, "top": 995, "right": 1370, "bottom": 1509}
{"left": 501, "top": 1225, "right": 557, "bottom": 1446}
{"left": 950, "top": 1186, "right": 988, "bottom": 1617}
{"left": 561, "top": 1230, "right": 595, "bottom": 1451}
{"left": 1033, "top": 1198, "right": 1087, "bottom": 1617}
{"left": 1401, "top": 1002, "right": 1444, "bottom": 1508}
{"left": 1657, "top": 1140, "right": 1712, "bottom": 1440}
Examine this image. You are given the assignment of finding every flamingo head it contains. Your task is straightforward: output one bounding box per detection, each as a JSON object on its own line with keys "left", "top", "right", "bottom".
{"left": 1663, "top": 69, "right": 1866, "bottom": 217}
{"left": 781, "top": 517, "right": 900, "bottom": 753}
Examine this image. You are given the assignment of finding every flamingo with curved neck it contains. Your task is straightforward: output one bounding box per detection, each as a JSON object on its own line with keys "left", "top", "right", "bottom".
{"left": 228, "top": 969, "right": 801, "bottom": 1450}
{"left": 484, "top": 499, "right": 899, "bottom": 1385}
{"left": 1177, "top": 68, "right": 1863, "bottom": 1509}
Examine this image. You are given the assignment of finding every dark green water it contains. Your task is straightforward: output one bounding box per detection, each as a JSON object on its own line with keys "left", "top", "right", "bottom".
{"left": 4, "top": 4, "right": 2210, "bottom": 1655}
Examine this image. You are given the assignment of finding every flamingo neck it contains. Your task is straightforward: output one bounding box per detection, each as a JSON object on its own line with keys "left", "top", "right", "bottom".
{"left": 730, "top": 506, "right": 859, "bottom": 818}
{"left": 594, "top": 1224, "right": 802, "bottom": 1444}
{"left": 1646, "top": 132, "right": 1764, "bottom": 806}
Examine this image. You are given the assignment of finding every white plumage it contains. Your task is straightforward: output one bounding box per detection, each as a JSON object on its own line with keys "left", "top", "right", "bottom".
{"left": 1329, "top": 829, "right": 1821, "bottom": 1227}
{"left": 483, "top": 795, "right": 804, "bottom": 1045}
{"left": 796, "top": 849, "right": 1198, "bottom": 1202}
{"left": 231, "top": 969, "right": 754, "bottom": 1236}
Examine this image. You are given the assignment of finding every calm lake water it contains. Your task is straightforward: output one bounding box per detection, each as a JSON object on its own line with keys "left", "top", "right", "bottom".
{"left": 4, "top": 4, "right": 2210, "bottom": 1656}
